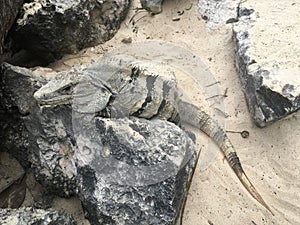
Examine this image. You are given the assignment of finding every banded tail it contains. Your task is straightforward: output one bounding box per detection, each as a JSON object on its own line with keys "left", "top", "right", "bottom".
{"left": 178, "top": 100, "right": 273, "bottom": 214}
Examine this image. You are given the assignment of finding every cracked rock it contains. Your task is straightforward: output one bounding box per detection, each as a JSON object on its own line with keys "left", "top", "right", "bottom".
{"left": 77, "top": 116, "right": 196, "bottom": 225}
{"left": 0, "top": 63, "right": 78, "bottom": 196}
{"left": 0, "top": 0, "right": 24, "bottom": 62}
{"left": 1, "top": 62, "right": 196, "bottom": 224}
{"left": 11, "top": 0, "right": 130, "bottom": 59}
{"left": 233, "top": 1, "right": 300, "bottom": 127}
{"left": 0, "top": 207, "right": 77, "bottom": 225}
{"left": 0, "top": 63, "right": 42, "bottom": 168}
{"left": 198, "top": 0, "right": 240, "bottom": 29}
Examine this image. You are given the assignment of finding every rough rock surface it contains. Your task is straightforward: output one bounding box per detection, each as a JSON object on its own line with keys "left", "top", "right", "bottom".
{"left": 0, "top": 207, "right": 77, "bottom": 225}
{"left": 198, "top": 0, "right": 240, "bottom": 29}
{"left": 26, "top": 103, "right": 78, "bottom": 196}
{"left": 12, "top": 0, "right": 130, "bottom": 59}
{"left": 0, "top": 63, "right": 41, "bottom": 168}
{"left": 233, "top": 1, "right": 300, "bottom": 127}
{"left": 0, "top": 63, "right": 78, "bottom": 196}
{"left": 0, "top": 62, "right": 196, "bottom": 224}
{"left": 77, "top": 117, "right": 196, "bottom": 225}
{"left": 0, "top": 0, "right": 24, "bottom": 62}
{"left": 0, "top": 152, "right": 26, "bottom": 209}
{"left": 140, "top": 0, "right": 163, "bottom": 14}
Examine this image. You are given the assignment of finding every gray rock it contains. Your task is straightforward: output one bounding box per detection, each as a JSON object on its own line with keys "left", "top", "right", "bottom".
{"left": 0, "top": 207, "right": 77, "bottom": 225}
{"left": 140, "top": 0, "right": 163, "bottom": 14}
{"left": 0, "top": 0, "right": 24, "bottom": 62}
{"left": 233, "top": 1, "right": 300, "bottom": 127}
{"left": 12, "top": 0, "right": 130, "bottom": 59}
{"left": 26, "top": 104, "right": 78, "bottom": 196}
{"left": 0, "top": 152, "right": 29, "bottom": 210}
{"left": 77, "top": 116, "right": 196, "bottom": 225}
{"left": 0, "top": 62, "right": 196, "bottom": 224}
{"left": 0, "top": 63, "right": 41, "bottom": 168}
{"left": 0, "top": 63, "right": 77, "bottom": 196}
{"left": 198, "top": 0, "right": 240, "bottom": 29}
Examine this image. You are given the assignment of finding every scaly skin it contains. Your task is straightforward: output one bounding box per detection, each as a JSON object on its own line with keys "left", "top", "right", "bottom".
{"left": 34, "top": 61, "right": 273, "bottom": 214}
{"left": 178, "top": 100, "right": 273, "bottom": 214}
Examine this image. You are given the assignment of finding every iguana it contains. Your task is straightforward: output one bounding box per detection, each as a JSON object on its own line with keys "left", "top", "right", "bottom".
{"left": 34, "top": 60, "right": 273, "bottom": 214}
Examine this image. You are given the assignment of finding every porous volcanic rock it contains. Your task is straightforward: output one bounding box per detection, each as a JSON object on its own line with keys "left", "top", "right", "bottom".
{"left": 233, "top": 1, "right": 300, "bottom": 127}
{"left": 0, "top": 62, "right": 196, "bottom": 224}
{"left": 0, "top": 0, "right": 24, "bottom": 62}
{"left": 0, "top": 63, "right": 42, "bottom": 168}
{"left": 0, "top": 207, "right": 77, "bottom": 225}
{"left": 77, "top": 116, "right": 196, "bottom": 225}
{"left": 0, "top": 63, "right": 78, "bottom": 196}
{"left": 198, "top": 0, "right": 240, "bottom": 29}
{"left": 12, "top": 0, "right": 130, "bottom": 59}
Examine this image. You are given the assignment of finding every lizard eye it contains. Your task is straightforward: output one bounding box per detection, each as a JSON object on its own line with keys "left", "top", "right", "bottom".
{"left": 60, "top": 85, "right": 72, "bottom": 94}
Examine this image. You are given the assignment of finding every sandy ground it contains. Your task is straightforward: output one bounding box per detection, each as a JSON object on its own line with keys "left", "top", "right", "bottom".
{"left": 43, "top": 0, "right": 300, "bottom": 224}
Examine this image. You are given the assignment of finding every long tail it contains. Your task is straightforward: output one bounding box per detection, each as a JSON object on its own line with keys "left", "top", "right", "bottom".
{"left": 178, "top": 100, "right": 273, "bottom": 214}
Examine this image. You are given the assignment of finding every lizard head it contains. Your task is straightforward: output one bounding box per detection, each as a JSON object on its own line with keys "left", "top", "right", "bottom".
{"left": 34, "top": 70, "right": 81, "bottom": 106}
{"left": 33, "top": 64, "right": 120, "bottom": 115}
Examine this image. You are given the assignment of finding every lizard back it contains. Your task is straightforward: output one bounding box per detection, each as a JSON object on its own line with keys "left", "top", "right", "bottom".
{"left": 34, "top": 60, "right": 273, "bottom": 214}
{"left": 80, "top": 61, "right": 273, "bottom": 213}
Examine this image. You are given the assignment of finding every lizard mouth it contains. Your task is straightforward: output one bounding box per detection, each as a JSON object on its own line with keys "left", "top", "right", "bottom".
{"left": 34, "top": 83, "right": 74, "bottom": 106}
{"left": 35, "top": 94, "right": 74, "bottom": 106}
